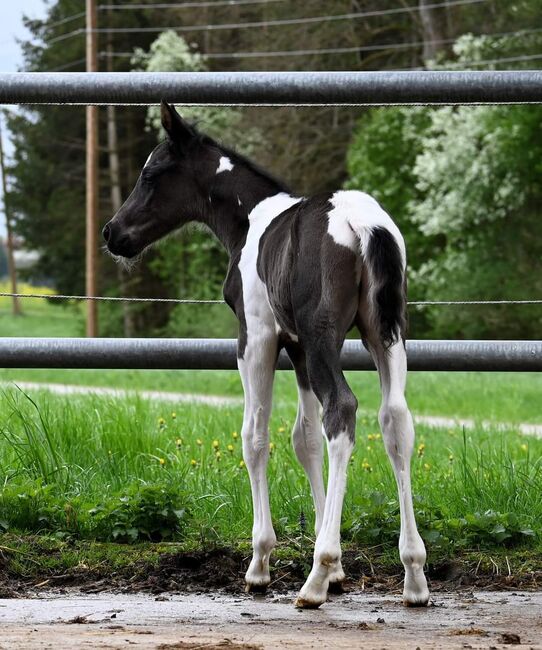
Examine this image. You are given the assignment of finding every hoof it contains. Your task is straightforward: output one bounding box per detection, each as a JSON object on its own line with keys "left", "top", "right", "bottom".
{"left": 327, "top": 579, "right": 345, "bottom": 594}
{"left": 294, "top": 596, "right": 324, "bottom": 609}
{"left": 403, "top": 588, "right": 430, "bottom": 608}
{"left": 245, "top": 582, "right": 269, "bottom": 594}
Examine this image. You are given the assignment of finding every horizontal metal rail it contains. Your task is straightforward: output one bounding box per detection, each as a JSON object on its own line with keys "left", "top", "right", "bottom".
{"left": 0, "top": 338, "right": 540, "bottom": 372}
{"left": 1, "top": 71, "right": 541, "bottom": 105}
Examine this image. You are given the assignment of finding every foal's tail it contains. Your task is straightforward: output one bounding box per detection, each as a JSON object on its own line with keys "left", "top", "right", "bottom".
{"left": 363, "top": 226, "right": 407, "bottom": 349}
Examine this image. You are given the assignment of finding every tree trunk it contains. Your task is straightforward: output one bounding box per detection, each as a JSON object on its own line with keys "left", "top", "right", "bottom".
{"left": 106, "top": 23, "right": 134, "bottom": 337}
{"left": 419, "top": 0, "right": 444, "bottom": 62}
{"left": 0, "top": 117, "right": 21, "bottom": 316}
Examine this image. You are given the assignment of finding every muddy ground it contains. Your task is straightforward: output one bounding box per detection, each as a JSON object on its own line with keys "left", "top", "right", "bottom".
{"left": 0, "top": 589, "right": 541, "bottom": 649}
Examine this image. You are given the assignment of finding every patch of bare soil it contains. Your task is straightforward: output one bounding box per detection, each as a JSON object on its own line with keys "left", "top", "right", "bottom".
{"left": 1, "top": 546, "right": 541, "bottom": 599}
{"left": 0, "top": 591, "right": 540, "bottom": 649}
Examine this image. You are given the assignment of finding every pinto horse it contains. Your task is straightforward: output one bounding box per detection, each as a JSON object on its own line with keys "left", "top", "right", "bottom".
{"left": 103, "top": 101, "right": 429, "bottom": 609}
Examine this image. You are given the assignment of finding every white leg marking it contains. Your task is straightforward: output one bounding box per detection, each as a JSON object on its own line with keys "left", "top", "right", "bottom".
{"left": 238, "top": 333, "right": 277, "bottom": 592}
{"left": 292, "top": 388, "right": 325, "bottom": 534}
{"left": 295, "top": 434, "right": 353, "bottom": 608}
{"left": 291, "top": 388, "right": 346, "bottom": 588}
{"left": 371, "top": 340, "right": 429, "bottom": 607}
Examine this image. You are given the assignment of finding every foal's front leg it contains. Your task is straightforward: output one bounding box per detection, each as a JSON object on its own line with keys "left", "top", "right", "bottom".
{"left": 238, "top": 331, "right": 278, "bottom": 592}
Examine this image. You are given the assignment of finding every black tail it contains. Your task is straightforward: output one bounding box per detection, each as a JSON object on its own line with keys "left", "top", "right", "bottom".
{"left": 365, "top": 226, "right": 407, "bottom": 348}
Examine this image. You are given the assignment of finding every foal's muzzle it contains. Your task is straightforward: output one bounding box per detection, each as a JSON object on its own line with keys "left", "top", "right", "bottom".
{"left": 102, "top": 220, "right": 139, "bottom": 258}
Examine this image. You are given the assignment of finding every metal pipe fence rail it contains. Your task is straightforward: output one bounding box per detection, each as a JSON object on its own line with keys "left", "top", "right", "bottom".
{"left": 1, "top": 71, "right": 542, "bottom": 105}
{"left": 0, "top": 338, "right": 540, "bottom": 372}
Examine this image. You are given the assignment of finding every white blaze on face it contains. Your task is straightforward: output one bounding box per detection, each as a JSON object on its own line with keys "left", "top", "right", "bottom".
{"left": 216, "top": 156, "right": 234, "bottom": 174}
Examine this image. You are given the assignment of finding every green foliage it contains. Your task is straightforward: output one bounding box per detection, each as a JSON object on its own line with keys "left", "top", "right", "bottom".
{"left": 89, "top": 484, "right": 189, "bottom": 542}
{"left": 345, "top": 30, "right": 542, "bottom": 339}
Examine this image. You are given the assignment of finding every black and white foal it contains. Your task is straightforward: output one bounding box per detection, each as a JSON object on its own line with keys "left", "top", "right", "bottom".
{"left": 103, "top": 101, "right": 429, "bottom": 609}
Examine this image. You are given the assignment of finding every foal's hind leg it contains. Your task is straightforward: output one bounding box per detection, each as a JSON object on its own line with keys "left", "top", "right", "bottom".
{"left": 294, "top": 343, "right": 356, "bottom": 608}
{"left": 286, "top": 344, "right": 345, "bottom": 589}
{"left": 238, "top": 330, "right": 278, "bottom": 592}
{"left": 369, "top": 339, "right": 429, "bottom": 607}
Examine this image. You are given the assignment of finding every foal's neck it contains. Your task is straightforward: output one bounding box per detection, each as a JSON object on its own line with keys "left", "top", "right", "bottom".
{"left": 202, "top": 152, "right": 293, "bottom": 256}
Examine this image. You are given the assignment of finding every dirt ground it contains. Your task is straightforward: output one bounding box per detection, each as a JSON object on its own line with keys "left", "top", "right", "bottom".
{"left": 0, "top": 590, "right": 540, "bottom": 649}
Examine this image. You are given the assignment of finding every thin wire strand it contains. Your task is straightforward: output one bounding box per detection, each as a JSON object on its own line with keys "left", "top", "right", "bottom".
{"left": 45, "top": 0, "right": 489, "bottom": 44}
{"left": 1, "top": 293, "right": 541, "bottom": 307}
{"left": 102, "top": 27, "right": 542, "bottom": 61}
{"left": 101, "top": 0, "right": 286, "bottom": 9}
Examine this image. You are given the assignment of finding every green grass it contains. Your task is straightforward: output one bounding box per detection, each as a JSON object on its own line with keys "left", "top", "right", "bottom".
{"left": 0, "top": 387, "right": 540, "bottom": 561}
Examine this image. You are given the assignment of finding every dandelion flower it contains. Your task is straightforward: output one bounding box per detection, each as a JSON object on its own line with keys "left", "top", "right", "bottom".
{"left": 423, "top": 462, "right": 431, "bottom": 471}
{"left": 159, "top": 457, "right": 166, "bottom": 466}
{"left": 190, "top": 459, "right": 197, "bottom": 467}
{"left": 171, "top": 412, "right": 177, "bottom": 419}
{"left": 449, "top": 454, "right": 454, "bottom": 462}
{"left": 417, "top": 443, "right": 425, "bottom": 457}
{"left": 215, "top": 451, "right": 222, "bottom": 460}
{"left": 176, "top": 438, "right": 183, "bottom": 447}
{"left": 239, "top": 460, "right": 245, "bottom": 469}
{"left": 212, "top": 439, "right": 220, "bottom": 449}
{"left": 196, "top": 439, "right": 203, "bottom": 446}
{"left": 361, "top": 460, "right": 372, "bottom": 472}
{"left": 232, "top": 431, "right": 238, "bottom": 439}
{"left": 269, "top": 442, "right": 275, "bottom": 452}
{"left": 227, "top": 444, "right": 234, "bottom": 452}
{"left": 521, "top": 443, "right": 528, "bottom": 452}
{"left": 158, "top": 417, "right": 166, "bottom": 426}
{"left": 278, "top": 426, "right": 286, "bottom": 433}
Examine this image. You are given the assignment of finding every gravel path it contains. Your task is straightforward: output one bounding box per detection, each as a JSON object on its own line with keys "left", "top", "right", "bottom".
{"left": 3, "top": 380, "right": 542, "bottom": 437}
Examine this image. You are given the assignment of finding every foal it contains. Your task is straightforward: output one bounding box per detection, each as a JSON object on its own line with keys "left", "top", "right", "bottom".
{"left": 103, "top": 101, "right": 429, "bottom": 609}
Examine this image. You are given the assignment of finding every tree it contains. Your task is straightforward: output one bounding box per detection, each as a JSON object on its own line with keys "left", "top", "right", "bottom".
{"left": 345, "top": 28, "right": 542, "bottom": 339}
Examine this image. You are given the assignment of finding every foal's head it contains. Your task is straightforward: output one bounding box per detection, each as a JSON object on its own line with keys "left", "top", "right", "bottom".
{"left": 103, "top": 101, "right": 222, "bottom": 258}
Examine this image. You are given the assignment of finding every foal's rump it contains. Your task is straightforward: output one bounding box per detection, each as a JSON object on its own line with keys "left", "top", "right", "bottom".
{"left": 258, "top": 190, "right": 407, "bottom": 348}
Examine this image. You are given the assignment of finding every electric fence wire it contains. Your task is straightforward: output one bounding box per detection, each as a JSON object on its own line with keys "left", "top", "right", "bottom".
{"left": 1, "top": 293, "right": 541, "bottom": 307}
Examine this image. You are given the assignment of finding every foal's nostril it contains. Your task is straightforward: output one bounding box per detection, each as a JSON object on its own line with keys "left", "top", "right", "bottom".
{"left": 102, "top": 223, "right": 111, "bottom": 243}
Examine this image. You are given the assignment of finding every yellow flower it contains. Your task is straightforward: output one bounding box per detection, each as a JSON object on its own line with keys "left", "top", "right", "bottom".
{"left": 423, "top": 463, "right": 431, "bottom": 471}
{"left": 417, "top": 443, "right": 425, "bottom": 457}
{"left": 158, "top": 417, "right": 166, "bottom": 426}
{"left": 278, "top": 426, "right": 286, "bottom": 433}
{"left": 366, "top": 445, "right": 372, "bottom": 452}
{"left": 215, "top": 451, "right": 222, "bottom": 460}
{"left": 521, "top": 444, "right": 528, "bottom": 452}
{"left": 190, "top": 459, "right": 197, "bottom": 467}
{"left": 175, "top": 438, "right": 183, "bottom": 447}
{"left": 361, "top": 460, "right": 372, "bottom": 472}
{"left": 239, "top": 460, "right": 245, "bottom": 469}
{"left": 212, "top": 440, "right": 220, "bottom": 449}
{"left": 196, "top": 439, "right": 203, "bottom": 446}
{"left": 227, "top": 444, "right": 234, "bottom": 452}
{"left": 449, "top": 454, "right": 454, "bottom": 462}
{"left": 171, "top": 412, "right": 177, "bottom": 419}
{"left": 368, "top": 433, "right": 380, "bottom": 442}
{"left": 269, "top": 442, "right": 275, "bottom": 453}
{"left": 158, "top": 457, "right": 166, "bottom": 466}
{"left": 232, "top": 431, "right": 238, "bottom": 439}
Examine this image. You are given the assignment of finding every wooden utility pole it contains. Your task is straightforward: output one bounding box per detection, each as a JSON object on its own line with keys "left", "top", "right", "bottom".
{"left": 86, "top": 0, "right": 99, "bottom": 336}
{"left": 0, "top": 115, "right": 22, "bottom": 316}
{"left": 106, "top": 12, "right": 134, "bottom": 337}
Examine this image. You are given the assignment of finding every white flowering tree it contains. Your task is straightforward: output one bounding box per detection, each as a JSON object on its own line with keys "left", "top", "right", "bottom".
{"left": 346, "top": 33, "right": 542, "bottom": 338}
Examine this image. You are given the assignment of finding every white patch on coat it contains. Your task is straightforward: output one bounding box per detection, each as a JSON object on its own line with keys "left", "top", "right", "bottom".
{"left": 144, "top": 152, "right": 153, "bottom": 168}
{"left": 216, "top": 156, "right": 234, "bottom": 174}
{"left": 327, "top": 190, "right": 406, "bottom": 265}
{"left": 238, "top": 192, "right": 300, "bottom": 339}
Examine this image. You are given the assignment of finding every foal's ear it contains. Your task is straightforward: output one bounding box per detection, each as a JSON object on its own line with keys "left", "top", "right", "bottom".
{"left": 160, "top": 100, "right": 196, "bottom": 145}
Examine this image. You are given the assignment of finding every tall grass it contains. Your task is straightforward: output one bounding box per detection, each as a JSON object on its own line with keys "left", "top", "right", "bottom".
{"left": 0, "top": 387, "right": 540, "bottom": 555}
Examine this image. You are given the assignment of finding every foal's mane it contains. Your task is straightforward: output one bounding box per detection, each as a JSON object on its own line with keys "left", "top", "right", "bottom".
{"left": 197, "top": 131, "right": 292, "bottom": 195}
